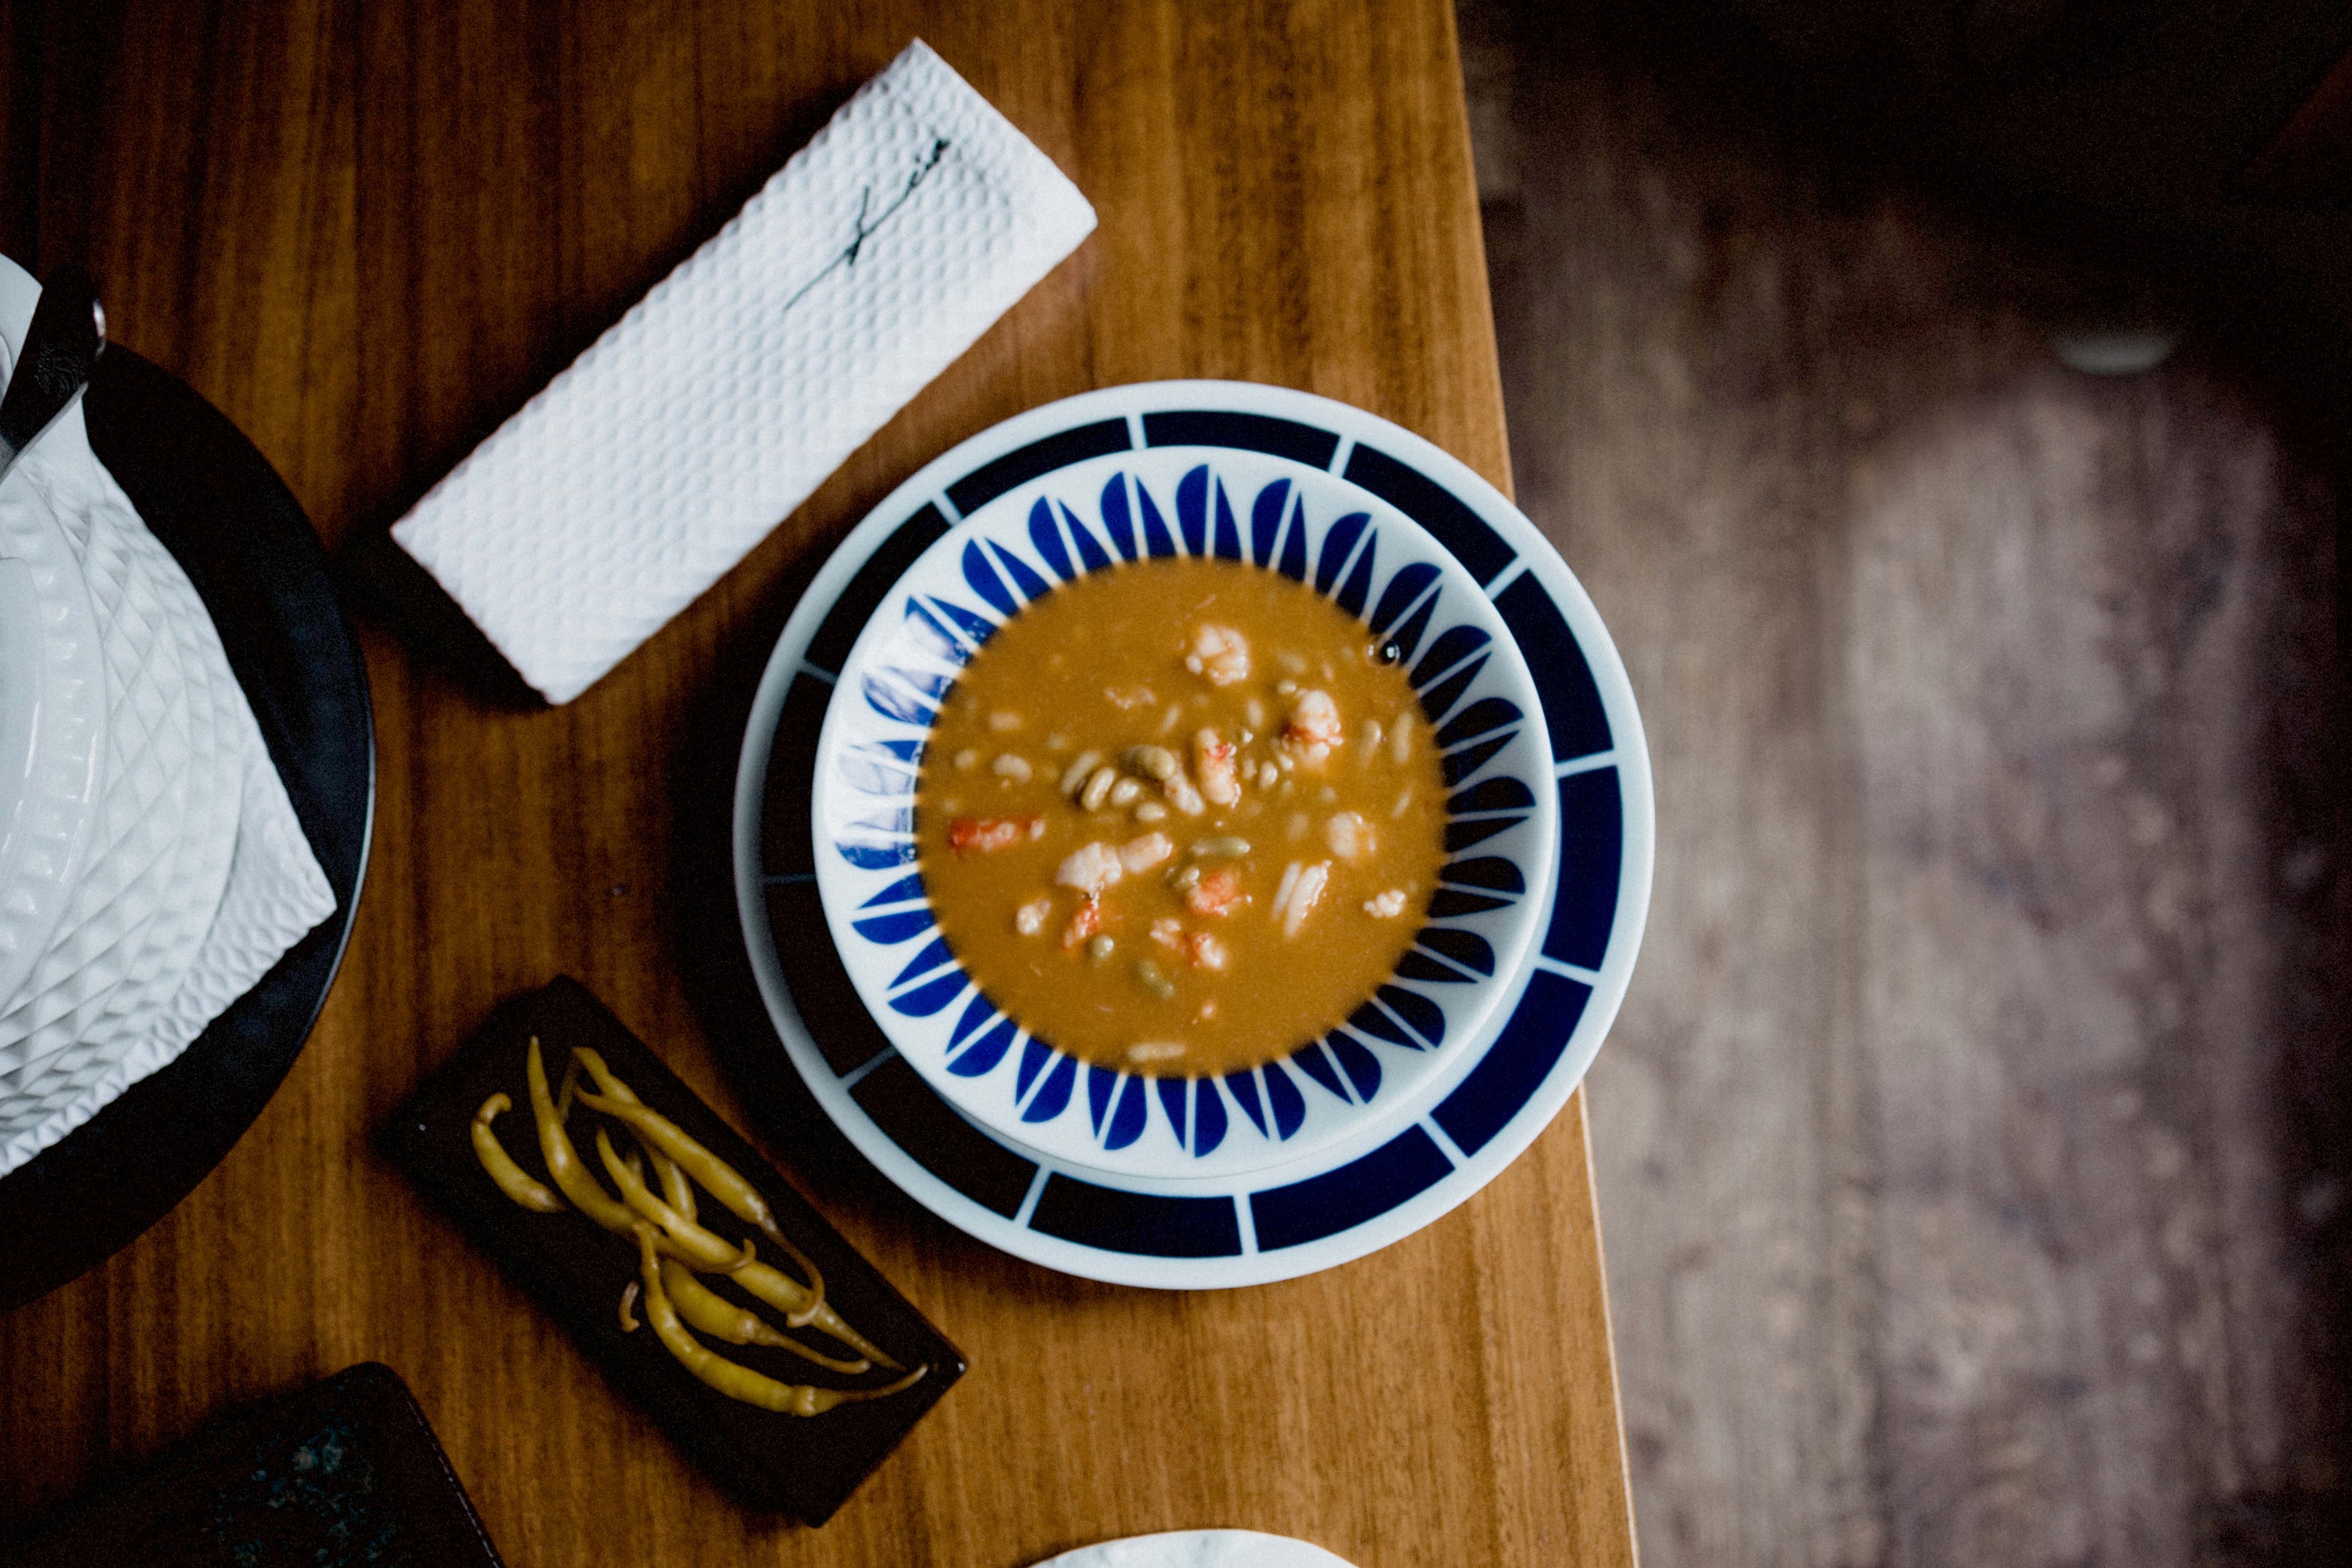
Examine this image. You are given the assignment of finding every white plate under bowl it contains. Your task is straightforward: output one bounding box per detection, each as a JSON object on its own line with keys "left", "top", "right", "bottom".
{"left": 736, "top": 382, "right": 1653, "bottom": 1288}
{"left": 811, "top": 434, "right": 1558, "bottom": 1180}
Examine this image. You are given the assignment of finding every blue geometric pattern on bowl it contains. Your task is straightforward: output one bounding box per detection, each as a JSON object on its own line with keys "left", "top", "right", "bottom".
{"left": 813, "top": 449, "right": 1558, "bottom": 1181}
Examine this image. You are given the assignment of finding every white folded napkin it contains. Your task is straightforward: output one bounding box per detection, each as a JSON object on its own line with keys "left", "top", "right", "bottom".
{"left": 0, "top": 313, "right": 336, "bottom": 1177}
{"left": 1032, "top": 1532, "right": 1360, "bottom": 1568}
{"left": 391, "top": 38, "right": 1097, "bottom": 704}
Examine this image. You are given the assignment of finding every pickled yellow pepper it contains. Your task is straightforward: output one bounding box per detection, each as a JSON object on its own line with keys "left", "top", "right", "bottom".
{"left": 632, "top": 1226, "right": 925, "bottom": 1416}
{"left": 574, "top": 1047, "right": 696, "bottom": 1221}
{"left": 525, "top": 1040, "right": 701, "bottom": 1268}
{"left": 484, "top": 1035, "right": 908, "bottom": 1386}
{"left": 591, "top": 1130, "right": 893, "bottom": 1361}
{"left": 594, "top": 1130, "right": 754, "bottom": 1274}
{"left": 572, "top": 1090, "right": 829, "bottom": 1315}
{"left": 658, "top": 1259, "right": 871, "bottom": 1375}
{"left": 470, "top": 1094, "right": 565, "bottom": 1212}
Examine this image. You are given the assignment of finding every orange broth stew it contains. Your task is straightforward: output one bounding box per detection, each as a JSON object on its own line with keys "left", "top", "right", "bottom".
{"left": 915, "top": 556, "right": 1447, "bottom": 1078}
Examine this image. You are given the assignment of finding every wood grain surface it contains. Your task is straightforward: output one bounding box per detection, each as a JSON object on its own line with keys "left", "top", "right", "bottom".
{"left": 1465, "top": 3, "right": 2352, "bottom": 1564}
{"left": 0, "top": 4, "right": 1637, "bottom": 1567}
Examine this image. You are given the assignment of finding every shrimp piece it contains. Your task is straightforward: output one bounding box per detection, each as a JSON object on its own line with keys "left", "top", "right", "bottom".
{"left": 1164, "top": 773, "right": 1207, "bottom": 816}
{"left": 1270, "top": 860, "right": 1332, "bottom": 937}
{"left": 1185, "top": 624, "right": 1251, "bottom": 686}
{"left": 1149, "top": 916, "right": 1184, "bottom": 948}
{"left": 1286, "top": 862, "right": 1331, "bottom": 937}
{"left": 1192, "top": 729, "right": 1241, "bottom": 808}
{"left": 1281, "top": 690, "right": 1343, "bottom": 766}
{"left": 949, "top": 816, "right": 1043, "bottom": 855}
{"left": 1364, "top": 888, "right": 1408, "bottom": 918}
{"left": 1119, "top": 832, "right": 1175, "bottom": 874}
{"left": 1185, "top": 931, "right": 1230, "bottom": 972}
{"left": 1055, "top": 842, "right": 1124, "bottom": 897}
{"left": 1062, "top": 899, "right": 1102, "bottom": 949}
{"left": 1186, "top": 867, "right": 1246, "bottom": 918}
{"left": 1015, "top": 895, "right": 1053, "bottom": 936}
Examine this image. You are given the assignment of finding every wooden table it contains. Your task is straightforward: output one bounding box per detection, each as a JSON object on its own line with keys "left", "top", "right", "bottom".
{"left": 0, "top": 4, "right": 1636, "bottom": 1564}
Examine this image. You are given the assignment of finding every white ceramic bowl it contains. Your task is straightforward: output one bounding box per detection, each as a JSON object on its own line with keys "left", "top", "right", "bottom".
{"left": 811, "top": 427, "right": 1558, "bottom": 1180}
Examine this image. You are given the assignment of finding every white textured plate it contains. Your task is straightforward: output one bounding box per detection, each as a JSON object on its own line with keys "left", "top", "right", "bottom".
{"left": 0, "top": 255, "right": 240, "bottom": 1101}
{"left": 736, "top": 382, "right": 1653, "bottom": 1288}
{"left": 810, "top": 437, "right": 1559, "bottom": 1180}
{"left": 0, "top": 472, "right": 105, "bottom": 1012}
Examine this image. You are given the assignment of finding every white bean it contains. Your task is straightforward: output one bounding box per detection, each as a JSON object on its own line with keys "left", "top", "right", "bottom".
{"left": 1060, "top": 750, "right": 1104, "bottom": 796}
{"left": 1081, "top": 766, "right": 1118, "bottom": 812}
{"left": 1125, "top": 744, "right": 1180, "bottom": 780}
{"left": 1325, "top": 812, "right": 1371, "bottom": 860}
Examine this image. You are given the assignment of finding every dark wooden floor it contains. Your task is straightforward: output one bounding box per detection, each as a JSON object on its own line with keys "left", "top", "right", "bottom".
{"left": 1463, "top": 4, "right": 2352, "bottom": 1564}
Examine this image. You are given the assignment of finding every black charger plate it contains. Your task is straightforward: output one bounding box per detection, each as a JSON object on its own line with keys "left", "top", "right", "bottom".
{"left": 0, "top": 347, "right": 373, "bottom": 1313}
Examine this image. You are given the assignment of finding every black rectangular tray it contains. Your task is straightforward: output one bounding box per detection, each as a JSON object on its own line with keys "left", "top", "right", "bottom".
{"left": 382, "top": 977, "right": 964, "bottom": 1522}
{"left": 0, "top": 1362, "right": 502, "bottom": 1567}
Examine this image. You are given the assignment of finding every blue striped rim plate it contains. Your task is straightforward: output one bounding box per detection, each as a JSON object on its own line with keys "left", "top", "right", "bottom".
{"left": 733, "top": 382, "right": 1653, "bottom": 1288}
{"left": 810, "top": 435, "right": 1558, "bottom": 1180}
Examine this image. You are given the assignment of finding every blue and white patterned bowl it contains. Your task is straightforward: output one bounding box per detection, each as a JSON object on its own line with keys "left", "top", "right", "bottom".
{"left": 811, "top": 430, "right": 1558, "bottom": 1180}
{"left": 741, "top": 381, "right": 1651, "bottom": 1286}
